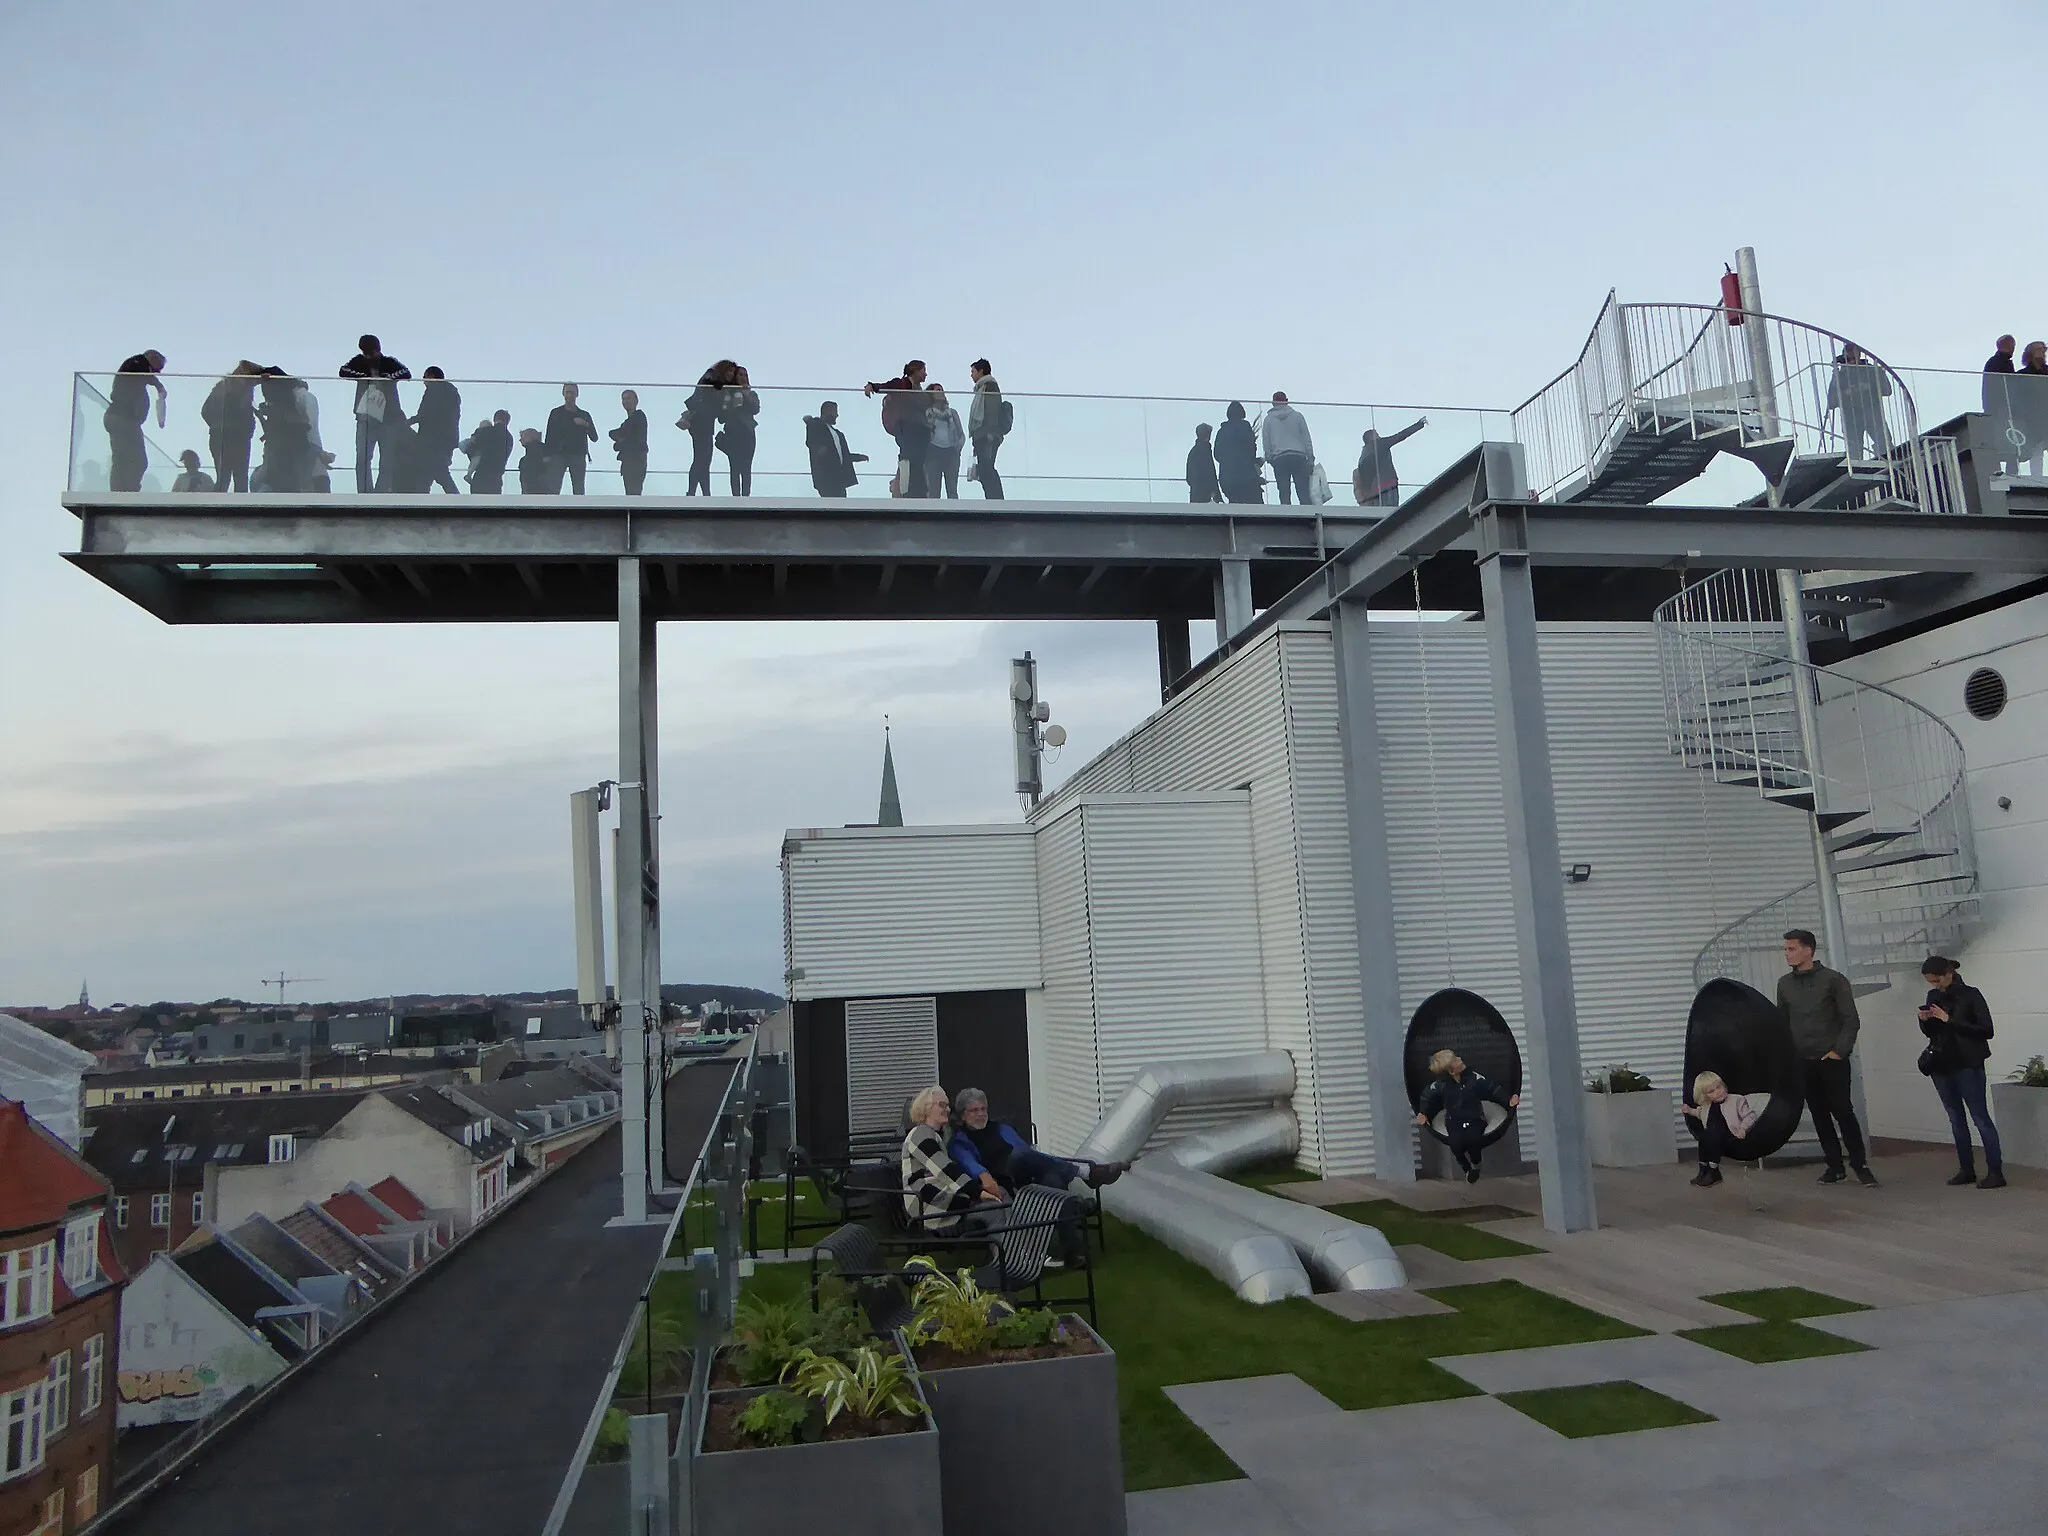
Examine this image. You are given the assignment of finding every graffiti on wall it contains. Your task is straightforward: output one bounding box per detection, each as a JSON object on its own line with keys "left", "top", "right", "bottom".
{"left": 119, "top": 1363, "right": 220, "bottom": 1404}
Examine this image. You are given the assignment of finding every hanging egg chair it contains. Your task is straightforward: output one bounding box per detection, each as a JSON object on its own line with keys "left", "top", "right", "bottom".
{"left": 1403, "top": 988, "right": 1523, "bottom": 1148}
{"left": 1682, "top": 977, "right": 1804, "bottom": 1161}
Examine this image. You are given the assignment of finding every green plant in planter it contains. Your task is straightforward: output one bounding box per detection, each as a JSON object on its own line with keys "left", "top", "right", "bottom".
{"left": 2010, "top": 1055, "right": 2048, "bottom": 1088}
{"left": 734, "top": 1294, "right": 870, "bottom": 1385}
{"left": 1586, "top": 1063, "right": 1655, "bottom": 1093}
{"left": 617, "top": 1312, "right": 691, "bottom": 1396}
{"left": 989, "top": 1306, "right": 1064, "bottom": 1350}
{"left": 781, "top": 1345, "right": 922, "bottom": 1426}
{"left": 734, "top": 1389, "right": 816, "bottom": 1448}
{"left": 592, "top": 1406, "right": 633, "bottom": 1463}
{"left": 904, "top": 1258, "right": 999, "bottom": 1354}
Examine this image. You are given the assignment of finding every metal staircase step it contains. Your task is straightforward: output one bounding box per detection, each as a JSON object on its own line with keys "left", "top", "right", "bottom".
{"left": 1730, "top": 434, "right": 1796, "bottom": 484}
{"left": 1831, "top": 847, "right": 1958, "bottom": 877}
{"left": 1828, "top": 826, "right": 1917, "bottom": 853}
{"left": 1762, "top": 788, "right": 1867, "bottom": 831}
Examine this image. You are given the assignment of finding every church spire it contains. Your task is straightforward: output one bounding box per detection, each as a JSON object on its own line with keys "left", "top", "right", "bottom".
{"left": 878, "top": 719, "right": 904, "bottom": 828}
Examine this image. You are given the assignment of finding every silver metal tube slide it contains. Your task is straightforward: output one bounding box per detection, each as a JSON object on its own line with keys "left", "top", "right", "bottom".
{"left": 1098, "top": 1165, "right": 1312, "bottom": 1305}
{"left": 1155, "top": 1108, "right": 1300, "bottom": 1176}
{"left": 1145, "top": 1158, "right": 1408, "bottom": 1293}
{"left": 1074, "top": 1050, "right": 1296, "bottom": 1164}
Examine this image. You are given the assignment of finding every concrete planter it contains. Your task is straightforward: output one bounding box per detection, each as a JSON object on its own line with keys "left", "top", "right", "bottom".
{"left": 560, "top": 1459, "right": 626, "bottom": 1536}
{"left": 1990, "top": 1083, "right": 2048, "bottom": 1170}
{"left": 916, "top": 1316, "right": 1126, "bottom": 1536}
{"left": 692, "top": 1373, "right": 940, "bottom": 1536}
{"left": 1585, "top": 1088, "right": 1677, "bottom": 1167}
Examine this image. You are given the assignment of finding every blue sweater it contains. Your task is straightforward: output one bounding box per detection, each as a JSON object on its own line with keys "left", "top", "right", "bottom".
{"left": 950, "top": 1122, "right": 1033, "bottom": 1181}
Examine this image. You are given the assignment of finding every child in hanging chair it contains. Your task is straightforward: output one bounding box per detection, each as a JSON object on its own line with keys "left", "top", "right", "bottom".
{"left": 1682, "top": 1070, "right": 1758, "bottom": 1187}
{"left": 1416, "top": 1049, "right": 1519, "bottom": 1183}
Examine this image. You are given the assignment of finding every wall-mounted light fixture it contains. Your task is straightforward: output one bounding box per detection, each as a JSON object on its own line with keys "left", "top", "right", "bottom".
{"left": 1564, "top": 863, "right": 1593, "bottom": 884}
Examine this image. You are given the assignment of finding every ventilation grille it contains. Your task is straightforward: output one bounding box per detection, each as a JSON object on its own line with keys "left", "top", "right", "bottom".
{"left": 844, "top": 996, "right": 938, "bottom": 1137}
{"left": 1964, "top": 668, "right": 2006, "bottom": 722}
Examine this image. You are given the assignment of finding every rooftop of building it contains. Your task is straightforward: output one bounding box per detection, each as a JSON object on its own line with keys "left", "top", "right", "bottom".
{"left": 86, "top": 1052, "right": 428, "bottom": 1087}
{"left": 0, "top": 1096, "right": 112, "bottom": 1232}
{"left": 382, "top": 1084, "right": 515, "bottom": 1160}
{"left": 82, "top": 1091, "right": 368, "bottom": 1187}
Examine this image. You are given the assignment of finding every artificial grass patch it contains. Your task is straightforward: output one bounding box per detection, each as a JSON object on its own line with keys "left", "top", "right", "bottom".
{"left": 1678, "top": 1319, "right": 1871, "bottom": 1364}
{"left": 1225, "top": 1160, "right": 1315, "bottom": 1191}
{"left": 672, "top": 1180, "right": 835, "bottom": 1257}
{"left": 1323, "top": 1200, "right": 1544, "bottom": 1261}
{"left": 1498, "top": 1380, "right": 1716, "bottom": 1437}
{"left": 1699, "top": 1286, "right": 1871, "bottom": 1323}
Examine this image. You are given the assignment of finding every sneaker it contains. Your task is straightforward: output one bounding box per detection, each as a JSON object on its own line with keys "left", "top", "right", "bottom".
{"left": 1979, "top": 1169, "right": 2008, "bottom": 1190}
{"left": 1817, "top": 1167, "right": 1847, "bottom": 1185}
{"left": 1083, "top": 1161, "right": 1128, "bottom": 1189}
{"left": 1691, "top": 1166, "right": 1723, "bottom": 1188}
{"left": 1465, "top": 1165, "right": 1482, "bottom": 1184}
{"left": 1948, "top": 1169, "right": 1979, "bottom": 1187}
{"left": 1854, "top": 1166, "right": 1880, "bottom": 1188}
{"left": 1040, "top": 1255, "right": 1065, "bottom": 1270}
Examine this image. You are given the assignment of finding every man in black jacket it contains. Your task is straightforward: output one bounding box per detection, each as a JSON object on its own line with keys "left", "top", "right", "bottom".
{"left": 1919, "top": 956, "right": 2004, "bottom": 1188}
{"left": 462, "top": 411, "right": 515, "bottom": 494}
{"left": 545, "top": 383, "right": 599, "bottom": 494}
{"left": 1778, "top": 928, "right": 1875, "bottom": 1186}
{"left": 410, "top": 367, "right": 463, "bottom": 494}
{"left": 1415, "top": 1050, "right": 1519, "bottom": 1183}
{"left": 611, "top": 390, "right": 649, "bottom": 495}
{"left": 339, "top": 334, "right": 411, "bottom": 492}
{"left": 804, "top": 401, "right": 865, "bottom": 496}
{"left": 105, "top": 349, "right": 167, "bottom": 491}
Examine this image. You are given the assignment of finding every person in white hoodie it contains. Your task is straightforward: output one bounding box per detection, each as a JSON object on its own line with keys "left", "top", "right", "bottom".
{"left": 1260, "top": 391, "right": 1315, "bottom": 505}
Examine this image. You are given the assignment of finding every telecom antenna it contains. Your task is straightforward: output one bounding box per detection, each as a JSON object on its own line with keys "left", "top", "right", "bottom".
{"left": 1009, "top": 653, "right": 1065, "bottom": 809}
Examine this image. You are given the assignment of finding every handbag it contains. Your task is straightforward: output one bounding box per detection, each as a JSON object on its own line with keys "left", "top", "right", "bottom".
{"left": 356, "top": 384, "right": 386, "bottom": 423}
{"left": 893, "top": 457, "right": 912, "bottom": 496}
{"left": 1916, "top": 1043, "right": 1944, "bottom": 1077}
{"left": 1310, "top": 460, "right": 1334, "bottom": 504}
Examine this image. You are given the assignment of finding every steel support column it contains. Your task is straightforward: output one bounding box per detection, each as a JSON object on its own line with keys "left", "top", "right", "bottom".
{"left": 640, "top": 586, "right": 667, "bottom": 1191}
{"left": 1330, "top": 598, "right": 1414, "bottom": 1182}
{"left": 1214, "top": 558, "right": 1253, "bottom": 649}
{"left": 612, "top": 557, "right": 657, "bottom": 1225}
{"left": 1156, "top": 619, "right": 1192, "bottom": 700}
{"left": 1476, "top": 510, "right": 1597, "bottom": 1233}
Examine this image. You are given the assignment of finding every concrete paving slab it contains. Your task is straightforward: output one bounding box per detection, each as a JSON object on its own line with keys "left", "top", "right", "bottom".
{"left": 1434, "top": 1332, "right": 1733, "bottom": 1393}
{"left": 1126, "top": 1478, "right": 1311, "bottom": 1536}
{"left": 1162, "top": 1374, "right": 1343, "bottom": 1434}
{"left": 1309, "top": 1288, "right": 1455, "bottom": 1321}
{"left": 1800, "top": 1286, "right": 2048, "bottom": 1346}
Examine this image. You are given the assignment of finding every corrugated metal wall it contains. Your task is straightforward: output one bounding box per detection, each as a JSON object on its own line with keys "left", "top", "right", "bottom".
{"left": 1032, "top": 808, "right": 1101, "bottom": 1156}
{"left": 843, "top": 996, "right": 938, "bottom": 1133}
{"left": 783, "top": 826, "right": 1040, "bottom": 999}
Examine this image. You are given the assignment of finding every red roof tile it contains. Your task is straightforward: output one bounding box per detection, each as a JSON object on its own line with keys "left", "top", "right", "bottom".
{"left": 0, "top": 1100, "right": 109, "bottom": 1232}
{"left": 321, "top": 1191, "right": 389, "bottom": 1237}
{"left": 368, "top": 1177, "right": 428, "bottom": 1222}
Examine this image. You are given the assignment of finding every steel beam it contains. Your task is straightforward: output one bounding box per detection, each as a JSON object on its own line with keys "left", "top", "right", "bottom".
{"left": 1476, "top": 508, "right": 1596, "bottom": 1234}
{"left": 611, "top": 557, "right": 656, "bottom": 1227}
{"left": 1215, "top": 558, "right": 1254, "bottom": 647}
{"left": 1330, "top": 596, "right": 1414, "bottom": 1182}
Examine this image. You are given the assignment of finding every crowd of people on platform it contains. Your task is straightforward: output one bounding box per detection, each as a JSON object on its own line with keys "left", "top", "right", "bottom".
{"left": 102, "top": 343, "right": 1433, "bottom": 507}
{"left": 1980, "top": 334, "right": 2048, "bottom": 475}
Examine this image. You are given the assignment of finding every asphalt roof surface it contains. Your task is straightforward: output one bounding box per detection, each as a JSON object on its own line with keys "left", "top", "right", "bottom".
{"left": 105, "top": 1061, "right": 735, "bottom": 1536}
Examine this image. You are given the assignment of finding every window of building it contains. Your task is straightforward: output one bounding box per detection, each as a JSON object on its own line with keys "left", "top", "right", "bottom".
{"left": 272, "top": 1032, "right": 285, "bottom": 1048}
{"left": 112, "top": 1197, "right": 129, "bottom": 1230}
{"left": 110, "top": 1092, "right": 127, "bottom": 1103}
{"left": 76, "top": 1465, "right": 100, "bottom": 1522}
{"left": 171, "top": 1088, "right": 186, "bottom": 1098}
{"left": 269, "top": 1134, "right": 296, "bottom": 1164}
{"left": 80, "top": 1335, "right": 104, "bottom": 1415}
{"left": 191, "top": 1192, "right": 206, "bottom": 1225}
{"left": 61, "top": 1213, "right": 100, "bottom": 1291}
{"left": 259, "top": 1085, "right": 273, "bottom": 1093}
{"left": 141, "top": 1090, "right": 156, "bottom": 1101}
{"left": 1, "top": 1243, "right": 55, "bottom": 1326}
{"left": 1, "top": 1381, "right": 46, "bottom": 1479}
{"left": 231, "top": 1086, "right": 246, "bottom": 1094}
{"left": 233, "top": 1033, "right": 245, "bottom": 1049}
{"left": 46, "top": 1353, "right": 70, "bottom": 1435}
{"left": 149, "top": 1193, "right": 172, "bottom": 1228}
{"left": 38, "top": 1488, "right": 63, "bottom": 1534}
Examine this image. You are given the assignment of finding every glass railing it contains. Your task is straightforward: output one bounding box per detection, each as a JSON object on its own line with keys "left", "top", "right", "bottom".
{"left": 1895, "top": 365, "right": 2048, "bottom": 475}
{"left": 69, "top": 369, "right": 1514, "bottom": 507}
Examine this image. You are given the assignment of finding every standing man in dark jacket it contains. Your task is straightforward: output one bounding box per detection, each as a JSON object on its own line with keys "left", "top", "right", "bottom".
{"left": 804, "top": 401, "right": 864, "bottom": 496}
{"left": 865, "top": 359, "right": 930, "bottom": 497}
{"left": 462, "top": 411, "right": 515, "bottom": 494}
{"left": 1777, "top": 928, "right": 1874, "bottom": 1186}
{"left": 1918, "top": 956, "right": 2004, "bottom": 1188}
{"left": 545, "top": 382, "right": 599, "bottom": 495}
{"left": 1985, "top": 334, "right": 2021, "bottom": 474}
{"left": 966, "top": 359, "right": 1006, "bottom": 500}
{"left": 410, "top": 367, "right": 463, "bottom": 494}
{"left": 611, "top": 390, "right": 649, "bottom": 495}
{"left": 201, "top": 361, "right": 263, "bottom": 493}
{"left": 340, "top": 334, "right": 411, "bottom": 492}
{"left": 105, "top": 349, "right": 168, "bottom": 491}
{"left": 1186, "top": 424, "right": 1222, "bottom": 502}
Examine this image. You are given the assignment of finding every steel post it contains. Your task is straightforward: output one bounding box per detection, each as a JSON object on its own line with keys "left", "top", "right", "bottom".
{"left": 613, "top": 558, "right": 652, "bottom": 1225}
{"left": 1476, "top": 508, "right": 1597, "bottom": 1233}
{"left": 1156, "top": 618, "right": 1192, "bottom": 700}
{"left": 1735, "top": 246, "right": 1782, "bottom": 439}
{"left": 1330, "top": 597, "right": 1414, "bottom": 1181}
{"left": 1214, "top": 558, "right": 1254, "bottom": 648}
{"left": 640, "top": 598, "right": 667, "bottom": 1189}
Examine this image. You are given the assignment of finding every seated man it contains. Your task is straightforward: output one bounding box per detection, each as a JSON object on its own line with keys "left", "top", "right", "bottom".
{"left": 1414, "top": 1049, "right": 1519, "bottom": 1184}
{"left": 948, "top": 1088, "right": 1127, "bottom": 1198}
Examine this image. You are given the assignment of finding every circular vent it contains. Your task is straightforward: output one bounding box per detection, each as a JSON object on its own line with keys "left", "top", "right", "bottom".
{"left": 1965, "top": 667, "right": 2007, "bottom": 721}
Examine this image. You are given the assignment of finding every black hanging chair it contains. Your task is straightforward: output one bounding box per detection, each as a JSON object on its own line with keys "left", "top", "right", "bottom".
{"left": 1403, "top": 988, "right": 1523, "bottom": 1148}
{"left": 1683, "top": 978, "right": 1804, "bottom": 1161}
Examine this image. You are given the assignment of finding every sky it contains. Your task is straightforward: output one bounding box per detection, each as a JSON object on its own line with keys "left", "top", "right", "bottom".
{"left": 2, "top": 0, "right": 2041, "bottom": 1006}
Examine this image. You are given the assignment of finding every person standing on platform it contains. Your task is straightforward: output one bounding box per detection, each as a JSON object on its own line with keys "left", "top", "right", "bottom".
{"left": 967, "top": 359, "right": 1006, "bottom": 499}
{"left": 171, "top": 450, "right": 215, "bottom": 493}
{"left": 1778, "top": 928, "right": 1876, "bottom": 1187}
{"left": 410, "top": 367, "right": 464, "bottom": 494}
{"left": 865, "top": 359, "right": 930, "bottom": 496}
{"left": 1984, "top": 335, "right": 2020, "bottom": 474}
{"left": 678, "top": 360, "right": 737, "bottom": 495}
{"left": 2017, "top": 341, "right": 2048, "bottom": 477}
{"left": 804, "top": 400, "right": 865, "bottom": 496}
{"left": 105, "top": 349, "right": 167, "bottom": 491}
{"left": 200, "top": 360, "right": 263, "bottom": 493}
{"left": 717, "top": 365, "right": 761, "bottom": 496}
{"left": 545, "top": 382, "right": 599, "bottom": 495}
{"left": 1917, "top": 956, "right": 2004, "bottom": 1188}
{"left": 924, "top": 382, "right": 965, "bottom": 497}
{"left": 1186, "top": 423, "right": 1222, "bottom": 502}
{"left": 516, "top": 427, "right": 554, "bottom": 494}
{"left": 1261, "top": 391, "right": 1315, "bottom": 505}
{"left": 463, "top": 411, "right": 515, "bottom": 494}
{"left": 253, "top": 369, "right": 315, "bottom": 492}
{"left": 611, "top": 389, "right": 649, "bottom": 495}
{"left": 1353, "top": 417, "right": 1426, "bottom": 507}
{"left": 1827, "top": 344, "right": 1892, "bottom": 462}
{"left": 1215, "top": 400, "right": 1262, "bottom": 503}
{"left": 339, "top": 334, "right": 411, "bottom": 492}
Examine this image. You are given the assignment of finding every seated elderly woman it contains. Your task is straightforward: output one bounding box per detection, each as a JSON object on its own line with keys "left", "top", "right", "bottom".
{"left": 948, "top": 1087, "right": 1127, "bottom": 1198}
{"left": 899, "top": 1085, "right": 1012, "bottom": 1239}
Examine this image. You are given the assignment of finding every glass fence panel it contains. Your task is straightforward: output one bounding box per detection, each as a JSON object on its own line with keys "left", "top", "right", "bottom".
{"left": 68, "top": 371, "right": 1518, "bottom": 506}
{"left": 1897, "top": 366, "right": 2048, "bottom": 476}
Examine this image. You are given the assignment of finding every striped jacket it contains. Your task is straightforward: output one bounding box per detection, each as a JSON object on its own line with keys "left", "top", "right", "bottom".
{"left": 901, "top": 1124, "right": 978, "bottom": 1231}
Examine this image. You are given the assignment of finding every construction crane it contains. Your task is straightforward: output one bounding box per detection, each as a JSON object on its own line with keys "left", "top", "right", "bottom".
{"left": 262, "top": 971, "right": 323, "bottom": 1006}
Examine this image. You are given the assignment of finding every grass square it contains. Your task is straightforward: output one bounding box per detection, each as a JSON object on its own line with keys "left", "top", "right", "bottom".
{"left": 1699, "top": 1286, "right": 1871, "bottom": 1323}
{"left": 1498, "top": 1379, "right": 1716, "bottom": 1437}
{"left": 1225, "top": 1160, "right": 1316, "bottom": 1191}
{"left": 1678, "top": 1319, "right": 1872, "bottom": 1363}
{"left": 1324, "top": 1199, "right": 1544, "bottom": 1260}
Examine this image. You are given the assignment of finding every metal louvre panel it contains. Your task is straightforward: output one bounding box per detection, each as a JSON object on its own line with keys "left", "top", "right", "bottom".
{"left": 1075, "top": 797, "right": 1270, "bottom": 1156}
{"left": 844, "top": 996, "right": 939, "bottom": 1135}
{"left": 1033, "top": 809, "right": 1101, "bottom": 1158}
{"left": 784, "top": 827, "right": 1040, "bottom": 999}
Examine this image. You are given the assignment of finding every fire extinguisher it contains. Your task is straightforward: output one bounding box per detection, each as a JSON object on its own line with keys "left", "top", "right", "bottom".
{"left": 1721, "top": 267, "right": 1744, "bottom": 326}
